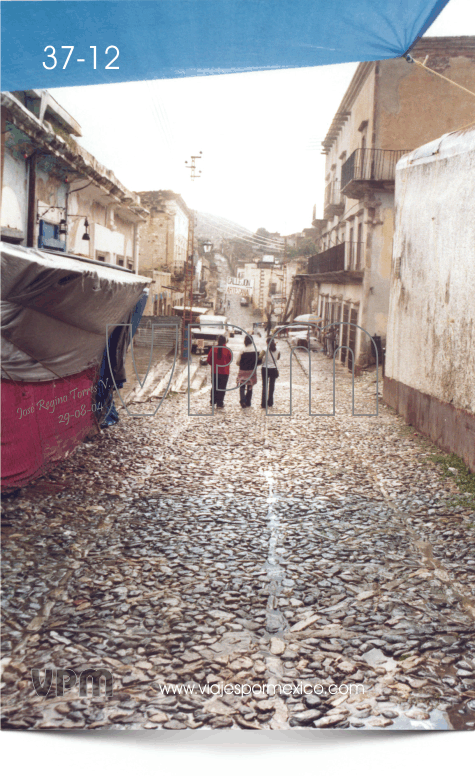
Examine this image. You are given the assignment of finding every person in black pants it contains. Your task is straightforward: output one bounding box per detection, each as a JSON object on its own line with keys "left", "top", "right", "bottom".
{"left": 207, "top": 335, "right": 232, "bottom": 408}
{"left": 236, "top": 335, "right": 259, "bottom": 408}
{"left": 261, "top": 337, "right": 280, "bottom": 408}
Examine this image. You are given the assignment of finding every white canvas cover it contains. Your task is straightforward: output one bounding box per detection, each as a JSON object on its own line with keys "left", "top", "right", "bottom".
{"left": 1, "top": 242, "right": 150, "bottom": 382}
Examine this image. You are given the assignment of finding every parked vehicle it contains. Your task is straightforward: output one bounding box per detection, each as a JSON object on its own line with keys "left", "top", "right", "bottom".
{"left": 191, "top": 315, "right": 229, "bottom": 354}
{"left": 289, "top": 327, "right": 319, "bottom": 351}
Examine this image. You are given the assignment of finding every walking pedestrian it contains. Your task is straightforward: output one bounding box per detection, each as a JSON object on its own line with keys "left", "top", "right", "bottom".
{"left": 261, "top": 337, "right": 280, "bottom": 408}
{"left": 207, "top": 335, "right": 232, "bottom": 409}
{"left": 236, "top": 335, "right": 259, "bottom": 408}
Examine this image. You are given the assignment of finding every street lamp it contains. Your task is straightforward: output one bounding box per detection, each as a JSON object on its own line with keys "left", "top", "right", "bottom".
{"left": 82, "top": 218, "right": 90, "bottom": 241}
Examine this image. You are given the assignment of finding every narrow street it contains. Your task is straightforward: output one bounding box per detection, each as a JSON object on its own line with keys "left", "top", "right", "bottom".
{"left": 2, "top": 297, "right": 475, "bottom": 730}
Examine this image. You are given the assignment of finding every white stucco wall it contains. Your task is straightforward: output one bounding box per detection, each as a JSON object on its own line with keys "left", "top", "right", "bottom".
{"left": 1, "top": 150, "right": 28, "bottom": 238}
{"left": 94, "top": 224, "right": 125, "bottom": 256}
{"left": 363, "top": 192, "right": 395, "bottom": 339}
{"left": 386, "top": 129, "right": 475, "bottom": 412}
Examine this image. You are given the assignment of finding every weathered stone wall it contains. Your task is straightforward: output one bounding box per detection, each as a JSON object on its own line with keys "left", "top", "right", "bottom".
{"left": 377, "top": 39, "right": 475, "bottom": 150}
{"left": 137, "top": 192, "right": 173, "bottom": 276}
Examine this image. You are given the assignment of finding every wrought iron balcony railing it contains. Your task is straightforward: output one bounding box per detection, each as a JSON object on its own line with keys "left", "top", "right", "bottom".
{"left": 323, "top": 179, "right": 344, "bottom": 218}
{"left": 308, "top": 243, "right": 344, "bottom": 274}
{"left": 341, "top": 148, "right": 410, "bottom": 195}
{"left": 308, "top": 241, "right": 364, "bottom": 275}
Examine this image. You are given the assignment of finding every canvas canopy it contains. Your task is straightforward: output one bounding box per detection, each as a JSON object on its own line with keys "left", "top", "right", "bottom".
{"left": 1, "top": 242, "right": 150, "bottom": 382}
{"left": 1, "top": 1, "right": 449, "bottom": 92}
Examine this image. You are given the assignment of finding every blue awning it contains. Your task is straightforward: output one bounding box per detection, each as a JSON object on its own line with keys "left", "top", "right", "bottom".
{"left": 1, "top": 0, "right": 450, "bottom": 92}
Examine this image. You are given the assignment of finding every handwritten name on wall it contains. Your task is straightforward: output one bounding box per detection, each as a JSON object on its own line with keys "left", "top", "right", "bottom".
{"left": 16, "top": 379, "right": 109, "bottom": 420}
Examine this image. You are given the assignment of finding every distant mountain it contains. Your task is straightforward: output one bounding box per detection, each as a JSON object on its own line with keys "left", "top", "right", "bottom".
{"left": 195, "top": 211, "right": 254, "bottom": 246}
{"left": 195, "top": 211, "right": 284, "bottom": 255}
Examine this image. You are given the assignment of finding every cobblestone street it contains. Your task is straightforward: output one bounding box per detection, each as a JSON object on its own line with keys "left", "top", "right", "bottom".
{"left": 2, "top": 323, "right": 475, "bottom": 730}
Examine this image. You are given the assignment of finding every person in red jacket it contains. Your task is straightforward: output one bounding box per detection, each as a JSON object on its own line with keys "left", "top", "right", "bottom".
{"left": 207, "top": 335, "right": 233, "bottom": 409}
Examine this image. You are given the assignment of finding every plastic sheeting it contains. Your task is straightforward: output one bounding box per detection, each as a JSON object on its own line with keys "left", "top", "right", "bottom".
{"left": 1, "top": 1, "right": 450, "bottom": 92}
{"left": 1, "top": 243, "right": 150, "bottom": 382}
{"left": 97, "top": 291, "right": 149, "bottom": 428}
{"left": 1, "top": 367, "right": 97, "bottom": 490}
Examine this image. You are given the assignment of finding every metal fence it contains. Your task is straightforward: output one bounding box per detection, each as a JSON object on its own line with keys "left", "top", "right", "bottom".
{"left": 133, "top": 315, "right": 182, "bottom": 349}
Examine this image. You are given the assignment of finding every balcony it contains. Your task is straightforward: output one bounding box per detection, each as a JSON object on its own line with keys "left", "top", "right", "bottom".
{"left": 308, "top": 241, "right": 364, "bottom": 282}
{"left": 341, "top": 148, "right": 410, "bottom": 199}
{"left": 323, "top": 180, "right": 344, "bottom": 219}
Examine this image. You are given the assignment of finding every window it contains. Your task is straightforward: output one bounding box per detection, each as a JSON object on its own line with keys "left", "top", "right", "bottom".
{"left": 96, "top": 251, "right": 110, "bottom": 263}
{"left": 38, "top": 220, "right": 66, "bottom": 252}
{"left": 116, "top": 255, "right": 124, "bottom": 267}
{"left": 127, "top": 260, "right": 133, "bottom": 270}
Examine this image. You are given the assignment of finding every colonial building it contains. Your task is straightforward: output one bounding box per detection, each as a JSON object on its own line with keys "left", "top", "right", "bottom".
{"left": 1, "top": 90, "right": 148, "bottom": 269}
{"left": 141, "top": 269, "right": 184, "bottom": 317}
{"left": 303, "top": 36, "right": 475, "bottom": 370}
{"left": 137, "top": 190, "right": 192, "bottom": 279}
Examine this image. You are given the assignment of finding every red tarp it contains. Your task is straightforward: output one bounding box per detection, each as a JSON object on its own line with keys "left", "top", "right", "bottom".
{"left": 1, "top": 368, "right": 97, "bottom": 490}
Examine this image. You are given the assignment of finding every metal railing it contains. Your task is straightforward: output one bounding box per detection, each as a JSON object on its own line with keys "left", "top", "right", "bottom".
{"left": 308, "top": 243, "right": 345, "bottom": 274}
{"left": 324, "top": 179, "right": 342, "bottom": 208}
{"left": 341, "top": 148, "right": 410, "bottom": 191}
{"left": 308, "top": 241, "right": 365, "bottom": 274}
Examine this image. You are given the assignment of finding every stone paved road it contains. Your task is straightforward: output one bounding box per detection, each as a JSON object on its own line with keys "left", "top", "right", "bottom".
{"left": 2, "top": 331, "right": 475, "bottom": 730}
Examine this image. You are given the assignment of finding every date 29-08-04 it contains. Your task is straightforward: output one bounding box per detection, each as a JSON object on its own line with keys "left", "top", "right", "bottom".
{"left": 58, "top": 403, "right": 103, "bottom": 425}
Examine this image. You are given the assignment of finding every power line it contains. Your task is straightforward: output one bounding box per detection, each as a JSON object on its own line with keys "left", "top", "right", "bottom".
{"left": 198, "top": 212, "right": 285, "bottom": 250}
{"left": 200, "top": 211, "right": 285, "bottom": 246}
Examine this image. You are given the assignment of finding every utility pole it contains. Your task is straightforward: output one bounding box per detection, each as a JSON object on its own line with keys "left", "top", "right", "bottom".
{"left": 182, "top": 152, "right": 203, "bottom": 358}
{"left": 185, "top": 152, "right": 202, "bottom": 182}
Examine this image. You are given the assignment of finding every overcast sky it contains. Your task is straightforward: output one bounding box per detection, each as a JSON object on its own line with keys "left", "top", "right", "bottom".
{"left": 50, "top": 0, "right": 475, "bottom": 236}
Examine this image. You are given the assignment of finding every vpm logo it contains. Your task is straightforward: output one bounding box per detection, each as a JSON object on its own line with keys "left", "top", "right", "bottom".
{"left": 106, "top": 321, "right": 380, "bottom": 418}
{"left": 31, "top": 667, "right": 113, "bottom": 697}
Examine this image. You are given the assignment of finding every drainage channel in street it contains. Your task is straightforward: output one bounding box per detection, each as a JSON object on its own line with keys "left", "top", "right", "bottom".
{"left": 263, "top": 466, "right": 289, "bottom": 636}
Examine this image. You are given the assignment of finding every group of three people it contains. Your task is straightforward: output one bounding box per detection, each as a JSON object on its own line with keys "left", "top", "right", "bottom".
{"left": 207, "top": 335, "right": 280, "bottom": 410}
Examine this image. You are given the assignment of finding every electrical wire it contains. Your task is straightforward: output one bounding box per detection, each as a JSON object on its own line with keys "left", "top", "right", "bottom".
{"left": 408, "top": 55, "right": 475, "bottom": 100}
{"left": 201, "top": 211, "right": 285, "bottom": 246}
{"left": 198, "top": 212, "right": 286, "bottom": 250}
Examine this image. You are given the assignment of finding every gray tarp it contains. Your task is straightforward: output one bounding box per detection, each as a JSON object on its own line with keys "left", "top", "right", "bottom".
{"left": 1, "top": 242, "right": 150, "bottom": 382}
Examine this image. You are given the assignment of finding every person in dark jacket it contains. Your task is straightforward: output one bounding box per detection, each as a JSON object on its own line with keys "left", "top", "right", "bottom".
{"left": 236, "top": 335, "right": 259, "bottom": 408}
{"left": 207, "top": 335, "right": 232, "bottom": 409}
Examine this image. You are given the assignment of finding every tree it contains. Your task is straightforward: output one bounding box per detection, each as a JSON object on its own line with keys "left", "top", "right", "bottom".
{"left": 255, "top": 227, "right": 272, "bottom": 239}
{"left": 286, "top": 239, "right": 318, "bottom": 259}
